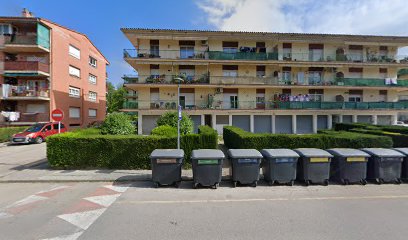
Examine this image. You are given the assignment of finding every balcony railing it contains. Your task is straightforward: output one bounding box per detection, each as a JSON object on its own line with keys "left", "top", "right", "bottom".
{"left": 4, "top": 61, "right": 50, "bottom": 73}
{"left": 122, "top": 100, "right": 408, "bottom": 110}
{"left": 124, "top": 74, "right": 210, "bottom": 84}
{"left": 1, "top": 85, "right": 50, "bottom": 99}
{"left": 124, "top": 48, "right": 408, "bottom": 64}
{"left": 4, "top": 34, "right": 37, "bottom": 45}
{"left": 123, "top": 75, "right": 139, "bottom": 84}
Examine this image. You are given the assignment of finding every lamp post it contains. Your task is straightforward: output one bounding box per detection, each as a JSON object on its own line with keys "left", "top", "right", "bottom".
{"left": 174, "top": 77, "right": 184, "bottom": 149}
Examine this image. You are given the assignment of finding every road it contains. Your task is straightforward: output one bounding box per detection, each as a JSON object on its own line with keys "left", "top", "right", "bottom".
{"left": 1, "top": 182, "right": 408, "bottom": 240}
{"left": 0, "top": 143, "right": 46, "bottom": 178}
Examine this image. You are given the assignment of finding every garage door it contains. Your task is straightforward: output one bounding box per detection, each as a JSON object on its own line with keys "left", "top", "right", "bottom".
{"left": 275, "top": 115, "right": 292, "bottom": 134}
{"left": 254, "top": 115, "right": 272, "bottom": 133}
{"left": 296, "top": 115, "right": 313, "bottom": 134}
{"left": 317, "top": 115, "right": 328, "bottom": 130}
{"left": 232, "top": 115, "right": 250, "bottom": 132}
{"left": 142, "top": 115, "right": 160, "bottom": 135}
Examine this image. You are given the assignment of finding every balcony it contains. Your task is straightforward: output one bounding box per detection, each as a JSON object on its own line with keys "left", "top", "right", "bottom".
{"left": 0, "top": 84, "right": 50, "bottom": 100}
{"left": 123, "top": 75, "right": 139, "bottom": 84}
{"left": 4, "top": 34, "right": 50, "bottom": 53}
{"left": 124, "top": 48, "right": 408, "bottom": 65}
{"left": 122, "top": 99, "right": 408, "bottom": 111}
{"left": 4, "top": 61, "right": 50, "bottom": 76}
{"left": 124, "top": 74, "right": 210, "bottom": 85}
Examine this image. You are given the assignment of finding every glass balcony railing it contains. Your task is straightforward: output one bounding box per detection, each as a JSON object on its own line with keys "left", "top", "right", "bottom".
{"left": 121, "top": 100, "right": 408, "bottom": 110}
{"left": 124, "top": 48, "right": 408, "bottom": 64}
{"left": 122, "top": 75, "right": 139, "bottom": 84}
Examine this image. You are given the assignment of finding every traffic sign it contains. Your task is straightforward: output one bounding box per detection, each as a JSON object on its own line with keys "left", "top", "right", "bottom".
{"left": 51, "top": 109, "right": 64, "bottom": 122}
{"left": 178, "top": 105, "right": 182, "bottom": 120}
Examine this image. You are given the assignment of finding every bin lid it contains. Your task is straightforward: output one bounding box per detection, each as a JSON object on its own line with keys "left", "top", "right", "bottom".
{"left": 228, "top": 149, "right": 263, "bottom": 159}
{"left": 150, "top": 149, "right": 184, "bottom": 159}
{"left": 361, "top": 148, "right": 405, "bottom": 157}
{"left": 294, "top": 148, "right": 333, "bottom": 158}
{"left": 261, "top": 149, "right": 299, "bottom": 158}
{"left": 326, "top": 148, "right": 370, "bottom": 158}
{"left": 191, "top": 149, "right": 225, "bottom": 159}
{"left": 393, "top": 148, "right": 408, "bottom": 156}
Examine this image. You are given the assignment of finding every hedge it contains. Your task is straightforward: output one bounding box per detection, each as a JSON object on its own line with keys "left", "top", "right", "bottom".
{"left": 347, "top": 128, "right": 408, "bottom": 147}
{"left": 0, "top": 127, "right": 27, "bottom": 142}
{"left": 335, "top": 122, "right": 408, "bottom": 135}
{"left": 47, "top": 125, "right": 217, "bottom": 169}
{"left": 223, "top": 126, "right": 392, "bottom": 150}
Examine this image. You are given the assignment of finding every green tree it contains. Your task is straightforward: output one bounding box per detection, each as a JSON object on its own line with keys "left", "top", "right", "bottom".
{"left": 100, "top": 112, "right": 136, "bottom": 135}
{"left": 156, "top": 112, "right": 194, "bottom": 135}
{"left": 106, "top": 82, "right": 127, "bottom": 113}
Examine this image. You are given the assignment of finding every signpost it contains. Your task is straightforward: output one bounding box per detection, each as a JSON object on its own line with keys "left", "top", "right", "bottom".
{"left": 51, "top": 109, "right": 64, "bottom": 133}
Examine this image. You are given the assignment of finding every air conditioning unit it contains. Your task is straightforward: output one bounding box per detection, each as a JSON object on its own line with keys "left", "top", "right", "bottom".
{"left": 201, "top": 40, "right": 208, "bottom": 46}
{"left": 215, "top": 87, "right": 223, "bottom": 94}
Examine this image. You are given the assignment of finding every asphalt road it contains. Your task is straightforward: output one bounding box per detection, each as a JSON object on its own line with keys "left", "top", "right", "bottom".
{"left": 0, "top": 143, "right": 47, "bottom": 178}
{"left": 1, "top": 181, "right": 408, "bottom": 240}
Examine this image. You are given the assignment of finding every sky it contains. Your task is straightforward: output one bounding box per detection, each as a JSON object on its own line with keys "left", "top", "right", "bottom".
{"left": 2, "top": 0, "right": 408, "bottom": 86}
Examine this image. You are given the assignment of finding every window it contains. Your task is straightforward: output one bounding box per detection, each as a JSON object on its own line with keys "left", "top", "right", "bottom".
{"left": 349, "top": 90, "right": 363, "bottom": 102}
{"left": 222, "top": 65, "right": 238, "bottom": 77}
{"left": 69, "top": 86, "right": 80, "bottom": 98}
{"left": 0, "top": 24, "right": 12, "bottom": 35}
{"left": 223, "top": 41, "right": 238, "bottom": 53}
{"left": 349, "top": 68, "right": 363, "bottom": 78}
{"left": 282, "top": 43, "right": 292, "bottom": 60}
{"left": 88, "top": 91, "right": 97, "bottom": 102}
{"left": 309, "top": 89, "right": 324, "bottom": 102}
{"left": 89, "top": 74, "right": 97, "bottom": 84}
{"left": 69, "top": 66, "right": 80, "bottom": 78}
{"left": 150, "top": 40, "right": 160, "bottom": 57}
{"left": 180, "top": 46, "right": 195, "bottom": 59}
{"left": 69, "top": 45, "right": 81, "bottom": 59}
{"left": 26, "top": 104, "right": 46, "bottom": 113}
{"left": 256, "top": 66, "right": 266, "bottom": 77}
{"left": 348, "top": 45, "right": 363, "bottom": 62}
{"left": 309, "top": 44, "right": 324, "bottom": 61}
{"left": 88, "top": 109, "right": 97, "bottom": 118}
{"left": 69, "top": 107, "right": 80, "bottom": 118}
{"left": 89, "top": 56, "right": 97, "bottom": 68}
{"left": 53, "top": 123, "right": 66, "bottom": 129}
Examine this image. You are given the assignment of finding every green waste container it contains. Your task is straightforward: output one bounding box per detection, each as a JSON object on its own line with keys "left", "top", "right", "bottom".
{"left": 191, "top": 149, "right": 225, "bottom": 189}
{"left": 228, "top": 149, "right": 263, "bottom": 187}
{"left": 150, "top": 149, "right": 184, "bottom": 188}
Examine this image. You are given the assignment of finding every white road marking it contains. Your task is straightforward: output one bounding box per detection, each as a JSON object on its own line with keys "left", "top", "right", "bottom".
{"left": 41, "top": 231, "right": 84, "bottom": 240}
{"left": 11, "top": 195, "right": 48, "bottom": 207}
{"left": 0, "top": 212, "right": 13, "bottom": 219}
{"left": 36, "top": 185, "right": 69, "bottom": 194}
{"left": 58, "top": 208, "right": 106, "bottom": 230}
{"left": 103, "top": 184, "right": 130, "bottom": 193}
{"left": 84, "top": 194, "right": 121, "bottom": 207}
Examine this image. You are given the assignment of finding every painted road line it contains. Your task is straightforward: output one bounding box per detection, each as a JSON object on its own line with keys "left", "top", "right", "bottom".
{"left": 117, "top": 194, "right": 408, "bottom": 205}
{"left": 42, "top": 231, "right": 84, "bottom": 240}
{"left": 59, "top": 208, "right": 107, "bottom": 230}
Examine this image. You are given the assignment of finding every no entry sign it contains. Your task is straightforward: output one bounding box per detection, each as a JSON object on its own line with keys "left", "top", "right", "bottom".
{"left": 51, "top": 109, "right": 64, "bottom": 122}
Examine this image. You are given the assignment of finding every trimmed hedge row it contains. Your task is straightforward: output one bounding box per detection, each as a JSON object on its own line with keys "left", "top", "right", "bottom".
{"left": 335, "top": 122, "right": 408, "bottom": 135}
{"left": 223, "top": 126, "right": 393, "bottom": 150}
{"left": 347, "top": 128, "right": 408, "bottom": 147}
{"left": 47, "top": 125, "right": 218, "bottom": 169}
{"left": 0, "top": 127, "right": 27, "bottom": 142}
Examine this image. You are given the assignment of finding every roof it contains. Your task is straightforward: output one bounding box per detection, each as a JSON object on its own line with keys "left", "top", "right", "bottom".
{"left": 40, "top": 19, "right": 109, "bottom": 64}
{"left": 121, "top": 27, "right": 408, "bottom": 44}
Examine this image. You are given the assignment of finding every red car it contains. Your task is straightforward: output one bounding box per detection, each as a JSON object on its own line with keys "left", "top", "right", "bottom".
{"left": 11, "top": 122, "right": 67, "bottom": 144}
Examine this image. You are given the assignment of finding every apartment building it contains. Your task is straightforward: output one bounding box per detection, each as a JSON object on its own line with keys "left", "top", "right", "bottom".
{"left": 121, "top": 28, "right": 408, "bottom": 135}
{"left": 0, "top": 9, "right": 109, "bottom": 128}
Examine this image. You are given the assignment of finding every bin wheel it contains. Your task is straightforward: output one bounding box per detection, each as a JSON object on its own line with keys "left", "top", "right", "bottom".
{"left": 360, "top": 179, "right": 367, "bottom": 185}
{"left": 268, "top": 181, "right": 274, "bottom": 186}
{"left": 323, "top": 180, "right": 329, "bottom": 186}
{"left": 193, "top": 183, "right": 198, "bottom": 189}
{"left": 305, "top": 180, "right": 311, "bottom": 186}
{"left": 395, "top": 179, "right": 402, "bottom": 185}
{"left": 233, "top": 181, "right": 237, "bottom": 188}
{"left": 287, "top": 180, "right": 295, "bottom": 186}
{"left": 212, "top": 183, "right": 219, "bottom": 189}
{"left": 153, "top": 182, "right": 159, "bottom": 188}
{"left": 343, "top": 179, "right": 349, "bottom": 185}
{"left": 252, "top": 181, "right": 257, "bottom": 188}
{"left": 174, "top": 181, "right": 181, "bottom": 188}
{"left": 376, "top": 178, "right": 383, "bottom": 185}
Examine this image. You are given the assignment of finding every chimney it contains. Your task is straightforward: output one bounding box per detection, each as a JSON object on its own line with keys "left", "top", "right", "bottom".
{"left": 21, "top": 8, "right": 34, "bottom": 18}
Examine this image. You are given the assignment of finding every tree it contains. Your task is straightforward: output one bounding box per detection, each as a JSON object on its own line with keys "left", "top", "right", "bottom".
{"left": 156, "top": 112, "right": 194, "bottom": 135}
{"left": 106, "top": 82, "right": 127, "bottom": 113}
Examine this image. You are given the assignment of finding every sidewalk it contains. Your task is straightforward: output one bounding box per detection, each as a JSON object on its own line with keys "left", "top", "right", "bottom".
{"left": 0, "top": 163, "right": 232, "bottom": 183}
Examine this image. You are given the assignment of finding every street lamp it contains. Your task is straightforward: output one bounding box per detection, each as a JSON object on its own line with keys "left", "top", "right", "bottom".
{"left": 174, "top": 77, "right": 184, "bottom": 149}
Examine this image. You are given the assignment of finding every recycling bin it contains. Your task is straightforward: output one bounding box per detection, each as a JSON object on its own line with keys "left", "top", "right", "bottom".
{"left": 228, "top": 149, "right": 263, "bottom": 187}
{"left": 294, "top": 148, "right": 333, "bottom": 186}
{"left": 361, "top": 148, "right": 404, "bottom": 184}
{"left": 260, "top": 149, "right": 299, "bottom": 186}
{"left": 393, "top": 148, "right": 408, "bottom": 181}
{"left": 191, "top": 149, "right": 225, "bottom": 189}
{"left": 150, "top": 149, "right": 184, "bottom": 188}
{"left": 327, "top": 148, "right": 370, "bottom": 185}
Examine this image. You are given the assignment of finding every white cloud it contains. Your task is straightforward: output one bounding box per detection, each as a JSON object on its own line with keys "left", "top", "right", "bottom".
{"left": 197, "top": 0, "right": 408, "bottom": 36}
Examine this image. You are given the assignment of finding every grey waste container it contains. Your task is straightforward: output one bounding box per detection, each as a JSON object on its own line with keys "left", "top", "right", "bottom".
{"left": 327, "top": 148, "right": 370, "bottom": 185}
{"left": 393, "top": 148, "right": 408, "bottom": 181}
{"left": 361, "top": 148, "right": 404, "bottom": 184}
{"left": 228, "top": 149, "right": 262, "bottom": 187}
{"left": 191, "top": 149, "right": 225, "bottom": 189}
{"left": 294, "top": 148, "right": 333, "bottom": 186}
{"left": 150, "top": 149, "right": 184, "bottom": 188}
{"left": 261, "top": 149, "right": 299, "bottom": 186}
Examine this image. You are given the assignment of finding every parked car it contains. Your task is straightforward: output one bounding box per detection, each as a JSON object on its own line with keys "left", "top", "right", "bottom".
{"left": 11, "top": 122, "right": 67, "bottom": 144}
{"left": 393, "top": 121, "right": 408, "bottom": 127}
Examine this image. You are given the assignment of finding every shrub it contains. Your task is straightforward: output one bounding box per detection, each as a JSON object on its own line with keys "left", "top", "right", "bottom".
{"left": 156, "top": 112, "right": 193, "bottom": 135}
{"left": 151, "top": 125, "right": 178, "bottom": 137}
{"left": 347, "top": 128, "right": 408, "bottom": 147}
{"left": 335, "top": 122, "right": 408, "bottom": 135}
{"left": 223, "top": 126, "right": 392, "bottom": 150}
{"left": 47, "top": 125, "right": 218, "bottom": 169}
{"left": 100, "top": 112, "right": 136, "bottom": 135}
{"left": 0, "top": 126, "right": 27, "bottom": 142}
